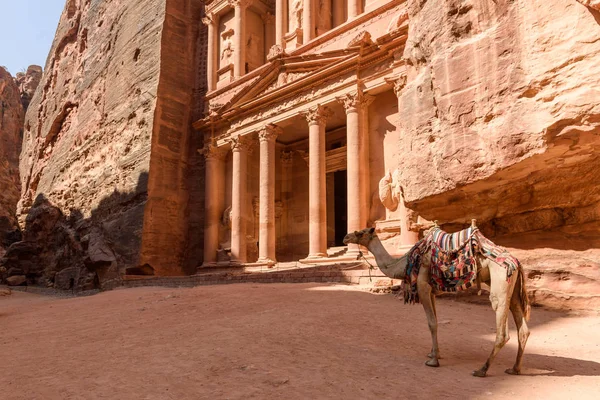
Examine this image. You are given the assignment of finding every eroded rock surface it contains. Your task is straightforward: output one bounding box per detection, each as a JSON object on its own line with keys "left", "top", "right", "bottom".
{"left": 396, "top": 0, "right": 600, "bottom": 308}
{"left": 0, "top": 67, "right": 24, "bottom": 256}
{"left": 15, "top": 65, "right": 42, "bottom": 110}
{"left": 18, "top": 0, "right": 203, "bottom": 278}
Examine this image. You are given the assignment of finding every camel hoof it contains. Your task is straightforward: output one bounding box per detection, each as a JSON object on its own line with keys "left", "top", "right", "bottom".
{"left": 472, "top": 369, "right": 487, "bottom": 377}
{"left": 425, "top": 359, "right": 440, "bottom": 367}
{"left": 427, "top": 352, "right": 442, "bottom": 359}
{"left": 505, "top": 368, "right": 521, "bottom": 375}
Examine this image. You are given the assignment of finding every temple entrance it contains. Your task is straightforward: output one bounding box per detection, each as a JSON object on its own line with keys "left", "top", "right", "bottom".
{"left": 333, "top": 169, "right": 348, "bottom": 246}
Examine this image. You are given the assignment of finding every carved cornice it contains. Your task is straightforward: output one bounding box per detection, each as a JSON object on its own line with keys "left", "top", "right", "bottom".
{"left": 230, "top": 135, "right": 252, "bottom": 152}
{"left": 337, "top": 90, "right": 375, "bottom": 113}
{"left": 347, "top": 31, "right": 375, "bottom": 48}
{"left": 258, "top": 123, "right": 282, "bottom": 142}
{"left": 301, "top": 105, "right": 332, "bottom": 126}
{"left": 385, "top": 74, "right": 407, "bottom": 98}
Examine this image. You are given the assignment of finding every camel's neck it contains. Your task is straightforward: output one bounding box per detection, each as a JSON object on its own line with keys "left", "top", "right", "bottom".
{"left": 367, "top": 237, "right": 407, "bottom": 280}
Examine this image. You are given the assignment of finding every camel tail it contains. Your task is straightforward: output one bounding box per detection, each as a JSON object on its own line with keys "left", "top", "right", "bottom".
{"left": 518, "top": 265, "right": 531, "bottom": 322}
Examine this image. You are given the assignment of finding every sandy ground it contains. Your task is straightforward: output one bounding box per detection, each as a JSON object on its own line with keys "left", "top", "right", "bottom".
{"left": 1, "top": 283, "right": 599, "bottom": 400}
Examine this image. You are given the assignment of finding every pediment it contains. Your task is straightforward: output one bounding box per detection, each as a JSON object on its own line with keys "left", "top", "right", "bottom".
{"left": 220, "top": 49, "right": 357, "bottom": 114}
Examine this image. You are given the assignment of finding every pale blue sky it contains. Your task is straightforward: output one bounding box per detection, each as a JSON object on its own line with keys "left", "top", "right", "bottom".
{"left": 0, "top": 0, "right": 65, "bottom": 75}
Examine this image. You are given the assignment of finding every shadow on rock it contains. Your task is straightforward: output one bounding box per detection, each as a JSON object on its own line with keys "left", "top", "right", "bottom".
{"left": 0, "top": 172, "right": 149, "bottom": 292}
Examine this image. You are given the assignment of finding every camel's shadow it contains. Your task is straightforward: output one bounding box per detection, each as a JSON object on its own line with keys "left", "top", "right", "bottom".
{"left": 517, "top": 353, "right": 600, "bottom": 377}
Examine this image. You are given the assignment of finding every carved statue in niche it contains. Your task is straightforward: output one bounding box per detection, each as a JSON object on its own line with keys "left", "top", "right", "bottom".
{"left": 220, "top": 29, "right": 235, "bottom": 64}
{"left": 246, "top": 33, "right": 262, "bottom": 70}
{"left": 378, "top": 169, "right": 432, "bottom": 232}
{"left": 290, "top": 0, "right": 303, "bottom": 31}
{"left": 217, "top": 205, "right": 233, "bottom": 262}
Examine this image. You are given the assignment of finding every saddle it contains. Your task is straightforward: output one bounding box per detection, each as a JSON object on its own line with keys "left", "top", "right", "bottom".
{"left": 404, "top": 222, "right": 519, "bottom": 304}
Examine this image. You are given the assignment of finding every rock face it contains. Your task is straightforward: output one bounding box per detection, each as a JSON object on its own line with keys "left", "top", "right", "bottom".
{"left": 15, "top": 65, "right": 42, "bottom": 110}
{"left": 18, "top": 0, "right": 205, "bottom": 279}
{"left": 577, "top": 0, "right": 600, "bottom": 11}
{"left": 0, "top": 67, "right": 24, "bottom": 256}
{"left": 397, "top": 0, "right": 600, "bottom": 307}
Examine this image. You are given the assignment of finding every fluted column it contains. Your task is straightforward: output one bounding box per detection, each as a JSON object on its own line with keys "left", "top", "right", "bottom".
{"left": 386, "top": 75, "right": 419, "bottom": 248}
{"left": 303, "top": 0, "right": 315, "bottom": 42}
{"left": 348, "top": 0, "right": 361, "bottom": 19}
{"left": 338, "top": 90, "right": 374, "bottom": 256}
{"left": 202, "top": 13, "right": 218, "bottom": 91}
{"left": 275, "top": 0, "right": 286, "bottom": 46}
{"left": 257, "top": 124, "right": 282, "bottom": 265}
{"left": 302, "top": 105, "right": 331, "bottom": 258}
{"left": 230, "top": 135, "right": 251, "bottom": 264}
{"left": 230, "top": 0, "right": 247, "bottom": 78}
{"left": 201, "top": 143, "right": 227, "bottom": 266}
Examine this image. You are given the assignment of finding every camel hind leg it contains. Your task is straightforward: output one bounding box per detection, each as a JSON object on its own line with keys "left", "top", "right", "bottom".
{"left": 427, "top": 292, "right": 442, "bottom": 360}
{"left": 473, "top": 261, "right": 516, "bottom": 377}
{"left": 505, "top": 271, "right": 530, "bottom": 375}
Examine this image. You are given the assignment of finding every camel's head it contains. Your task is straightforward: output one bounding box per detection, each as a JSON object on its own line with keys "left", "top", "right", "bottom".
{"left": 343, "top": 227, "right": 377, "bottom": 247}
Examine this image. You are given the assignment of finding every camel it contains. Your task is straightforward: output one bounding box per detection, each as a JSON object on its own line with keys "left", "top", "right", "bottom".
{"left": 343, "top": 227, "right": 531, "bottom": 377}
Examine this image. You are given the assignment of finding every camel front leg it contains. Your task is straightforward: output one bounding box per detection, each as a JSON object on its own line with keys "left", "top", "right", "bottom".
{"left": 427, "top": 292, "right": 442, "bottom": 360}
{"left": 417, "top": 277, "right": 440, "bottom": 367}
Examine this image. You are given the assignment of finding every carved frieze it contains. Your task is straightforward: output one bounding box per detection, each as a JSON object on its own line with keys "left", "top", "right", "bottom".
{"left": 347, "top": 31, "right": 374, "bottom": 48}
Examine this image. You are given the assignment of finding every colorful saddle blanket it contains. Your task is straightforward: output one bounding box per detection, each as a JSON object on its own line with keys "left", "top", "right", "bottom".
{"left": 404, "top": 227, "right": 520, "bottom": 304}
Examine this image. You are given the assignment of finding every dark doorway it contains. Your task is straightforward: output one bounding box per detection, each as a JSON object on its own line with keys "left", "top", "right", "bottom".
{"left": 334, "top": 170, "right": 348, "bottom": 246}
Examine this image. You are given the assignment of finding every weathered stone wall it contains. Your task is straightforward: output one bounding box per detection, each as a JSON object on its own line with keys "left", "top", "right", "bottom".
{"left": 0, "top": 67, "right": 23, "bottom": 254}
{"left": 395, "top": 0, "right": 600, "bottom": 303}
{"left": 399, "top": 0, "right": 600, "bottom": 241}
{"left": 18, "top": 0, "right": 165, "bottom": 273}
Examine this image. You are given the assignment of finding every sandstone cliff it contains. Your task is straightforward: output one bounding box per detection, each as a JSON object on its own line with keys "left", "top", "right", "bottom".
{"left": 398, "top": 0, "right": 600, "bottom": 305}
{"left": 0, "top": 67, "right": 24, "bottom": 255}
{"left": 12, "top": 0, "right": 204, "bottom": 288}
{"left": 15, "top": 65, "right": 43, "bottom": 110}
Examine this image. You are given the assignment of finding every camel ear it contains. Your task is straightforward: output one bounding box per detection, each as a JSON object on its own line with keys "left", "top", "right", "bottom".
{"left": 368, "top": 227, "right": 375, "bottom": 234}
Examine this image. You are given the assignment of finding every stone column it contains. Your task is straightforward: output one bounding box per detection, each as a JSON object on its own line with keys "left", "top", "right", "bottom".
{"left": 275, "top": 0, "right": 286, "bottom": 46}
{"left": 348, "top": 0, "right": 361, "bottom": 19}
{"left": 257, "top": 124, "right": 282, "bottom": 265}
{"left": 201, "top": 143, "right": 226, "bottom": 266}
{"left": 202, "top": 13, "right": 218, "bottom": 91}
{"left": 333, "top": 0, "right": 345, "bottom": 27}
{"left": 279, "top": 150, "right": 294, "bottom": 256}
{"left": 386, "top": 75, "right": 419, "bottom": 248}
{"left": 303, "top": 0, "right": 315, "bottom": 42}
{"left": 230, "top": 135, "right": 251, "bottom": 264}
{"left": 230, "top": 0, "right": 247, "bottom": 78}
{"left": 338, "top": 90, "right": 374, "bottom": 256}
{"left": 302, "top": 105, "right": 331, "bottom": 259}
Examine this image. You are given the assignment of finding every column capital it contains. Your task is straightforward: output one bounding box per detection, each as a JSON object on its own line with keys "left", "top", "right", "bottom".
{"left": 258, "top": 123, "right": 282, "bottom": 143}
{"left": 337, "top": 90, "right": 375, "bottom": 114}
{"left": 301, "top": 105, "right": 332, "bottom": 126}
{"left": 230, "top": 135, "right": 252, "bottom": 152}
{"left": 280, "top": 150, "right": 294, "bottom": 166}
{"left": 385, "top": 75, "right": 407, "bottom": 98}
{"left": 202, "top": 13, "right": 216, "bottom": 26}
{"left": 261, "top": 11, "right": 275, "bottom": 24}
{"left": 228, "top": 0, "right": 250, "bottom": 9}
{"left": 199, "top": 142, "right": 227, "bottom": 161}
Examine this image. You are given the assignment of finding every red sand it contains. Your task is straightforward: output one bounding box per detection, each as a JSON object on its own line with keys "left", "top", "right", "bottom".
{"left": 1, "top": 283, "right": 599, "bottom": 399}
